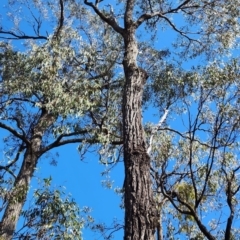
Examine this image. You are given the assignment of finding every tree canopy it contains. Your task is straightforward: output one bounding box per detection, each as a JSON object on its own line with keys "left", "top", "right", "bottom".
{"left": 0, "top": 0, "right": 240, "bottom": 239}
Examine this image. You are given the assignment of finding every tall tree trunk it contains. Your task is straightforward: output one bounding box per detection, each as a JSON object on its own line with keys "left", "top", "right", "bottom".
{"left": 122, "top": 31, "right": 157, "bottom": 240}
{"left": 0, "top": 110, "right": 54, "bottom": 240}
{"left": 82, "top": 0, "right": 158, "bottom": 237}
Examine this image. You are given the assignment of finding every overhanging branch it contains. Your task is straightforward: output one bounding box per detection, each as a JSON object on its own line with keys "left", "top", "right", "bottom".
{"left": 84, "top": 0, "right": 125, "bottom": 35}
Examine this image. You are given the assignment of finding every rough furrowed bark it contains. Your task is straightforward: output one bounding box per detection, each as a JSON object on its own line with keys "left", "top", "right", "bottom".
{"left": 0, "top": 111, "right": 54, "bottom": 240}
{"left": 123, "top": 33, "right": 158, "bottom": 240}
{"left": 123, "top": 149, "right": 158, "bottom": 240}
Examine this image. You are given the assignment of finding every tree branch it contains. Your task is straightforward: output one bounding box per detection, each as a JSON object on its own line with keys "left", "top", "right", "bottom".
{"left": 0, "top": 144, "right": 26, "bottom": 179}
{"left": 147, "top": 108, "right": 169, "bottom": 155}
{"left": 136, "top": 0, "right": 198, "bottom": 28}
{"left": 223, "top": 172, "right": 235, "bottom": 240}
{"left": 164, "top": 189, "right": 216, "bottom": 240}
{"left": 53, "top": 0, "right": 64, "bottom": 40}
{"left": 40, "top": 128, "right": 122, "bottom": 155}
{"left": 0, "top": 30, "right": 47, "bottom": 40}
{"left": 136, "top": 13, "right": 200, "bottom": 43}
{"left": 124, "top": 0, "right": 135, "bottom": 28}
{"left": 168, "top": 0, "right": 192, "bottom": 13}
{"left": 8, "top": 117, "right": 26, "bottom": 136}
{"left": 0, "top": 122, "right": 30, "bottom": 145}
{"left": 84, "top": 1, "right": 125, "bottom": 35}
{"left": 158, "top": 127, "right": 219, "bottom": 149}
{"left": 41, "top": 137, "right": 122, "bottom": 155}
{"left": 0, "top": 165, "right": 16, "bottom": 179}
{"left": 8, "top": 97, "right": 37, "bottom": 105}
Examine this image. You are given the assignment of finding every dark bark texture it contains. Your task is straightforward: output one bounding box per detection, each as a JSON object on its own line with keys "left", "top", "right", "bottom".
{"left": 83, "top": 1, "right": 159, "bottom": 238}
{"left": 122, "top": 31, "right": 157, "bottom": 240}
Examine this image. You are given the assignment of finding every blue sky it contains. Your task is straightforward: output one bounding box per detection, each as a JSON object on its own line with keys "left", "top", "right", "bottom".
{"left": 35, "top": 145, "right": 125, "bottom": 239}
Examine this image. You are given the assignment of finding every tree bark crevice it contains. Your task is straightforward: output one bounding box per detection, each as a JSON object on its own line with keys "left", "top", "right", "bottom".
{"left": 123, "top": 33, "right": 157, "bottom": 239}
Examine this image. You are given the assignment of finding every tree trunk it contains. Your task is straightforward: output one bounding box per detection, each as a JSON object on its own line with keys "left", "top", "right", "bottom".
{"left": 0, "top": 148, "right": 39, "bottom": 240}
{"left": 0, "top": 110, "right": 54, "bottom": 240}
{"left": 122, "top": 31, "right": 157, "bottom": 240}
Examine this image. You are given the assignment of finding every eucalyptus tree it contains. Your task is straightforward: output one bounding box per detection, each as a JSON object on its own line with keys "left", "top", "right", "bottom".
{"left": 1, "top": 0, "right": 240, "bottom": 239}
{"left": 0, "top": 0, "right": 122, "bottom": 239}
{"left": 82, "top": 0, "right": 240, "bottom": 239}
{"left": 146, "top": 59, "right": 240, "bottom": 239}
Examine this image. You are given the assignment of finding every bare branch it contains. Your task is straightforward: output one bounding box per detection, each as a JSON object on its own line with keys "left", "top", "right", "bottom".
{"left": 40, "top": 128, "right": 122, "bottom": 155}
{"left": 168, "top": 0, "right": 192, "bottom": 13}
{"left": 84, "top": 0, "right": 125, "bottom": 35}
{"left": 8, "top": 117, "right": 26, "bottom": 136}
{"left": 41, "top": 136, "right": 122, "bottom": 155}
{"left": 0, "top": 122, "right": 30, "bottom": 145}
{"left": 0, "top": 30, "right": 48, "bottom": 40}
{"left": 136, "top": 13, "right": 200, "bottom": 43}
{"left": 94, "top": 0, "right": 103, "bottom": 7}
{"left": 0, "top": 166, "right": 16, "bottom": 179}
{"left": 26, "top": 4, "right": 42, "bottom": 36}
{"left": 0, "top": 144, "right": 26, "bottom": 179}
{"left": 147, "top": 108, "right": 169, "bottom": 155}
{"left": 158, "top": 127, "right": 220, "bottom": 150}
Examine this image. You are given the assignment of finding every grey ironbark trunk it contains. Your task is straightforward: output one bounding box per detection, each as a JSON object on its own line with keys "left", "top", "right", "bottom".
{"left": 0, "top": 111, "right": 54, "bottom": 240}
{"left": 122, "top": 31, "right": 157, "bottom": 240}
